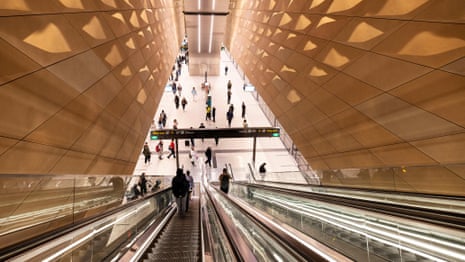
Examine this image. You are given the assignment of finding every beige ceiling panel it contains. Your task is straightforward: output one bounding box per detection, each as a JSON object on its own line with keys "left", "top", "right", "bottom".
{"left": 361, "top": 0, "right": 431, "bottom": 19}
{"left": 308, "top": 88, "right": 349, "bottom": 117}
{"left": 291, "top": 73, "right": 320, "bottom": 97}
{"left": 99, "top": 123, "right": 128, "bottom": 158}
{"left": 331, "top": 108, "right": 401, "bottom": 148}
{"left": 442, "top": 57, "right": 465, "bottom": 76}
{"left": 446, "top": 165, "right": 465, "bottom": 180}
{"left": 344, "top": 52, "right": 432, "bottom": 91}
{"left": 93, "top": 40, "right": 125, "bottom": 68}
{"left": 65, "top": 13, "right": 114, "bottom": 48}
{"left": 309, "top": 135, "right": 336, "bottom": 155}
{"left": 315, "top": 118, "right": 363, "bottom": 152}
{"left": 121, "top": 100, "right": 142, "bottom": 127}
{"left": 0, "top": 70, "right": 79, "bottom": 139}
{"left": 0, "top": 15, "right": 89, "bottom": 66}
{"left": 0, "top": 137, "right": 17, "bottom": 156}
{"left": 0, "top": 1, "right": 62, "bottom": 16}
{"left": 394, "top": 165, "right": 465, "bottom": 196}
{"left": 71, "top": 114, "right": 116, "bottom": 154}
{"left": 0, "top": 141, "right": 65, "bottom": 174}
{"left": 106, "top": 87, "right": 131, "bottom": 119}
{"left": 299, "top": 145, "right": 319, "bottom": 158}
{"left": 324, "top": 72, "right": 382, "bottom": 106}
{"left": 411, "top": 133, "right": 465, "bottom": 164}
{"left": 112, "top": 62, "right": 135, "bottom": 86}
{"left": 370, "top": 143, "right": 437, "bottom": 166}
{"left": 25, "top": 98, "right": 97, "bottom": 148}
{"left": 390, "top": 70, "right": 465, "bottom": 127}
{"left": 306, "top": 62, "right": 337, "bottom": 85}
{"left": 50, "top": 150, "right": 95, "bottom": 174}
{"left": 308, "top": 15, "right": 350, "bottom": 40}
{"left": 315, "top": 43, "right": 364, "bottom": 70}
{"left": 84, "top": 73, "right": 122, "bottom": 109}
{"left": 296, "top": 36, "right": 327, "bottom": 58}
{"left": 322, "top": 149, "right": 383, "bottom": 169}
{"left": 0, "top": 38, "right": 41, "bottom": 85}
{"left": 47, "top": 49, "right": 110, "bottom": 93}
{"left": 86, "top": 157, "right": 120, "bottom": 174}
{"left": 415, "top": 0, "right": 465, "bottom": 22}
{"left": 102, "top": 11, "right": 131, "bottom": 37}
{"left": 288, "top": 0, "right": 310, "bottom": 12}
{"left": 373, "top": 22, "right": 465, "bottom": 68}
{"left": 116, "top": 129, "right": 138, "bottom": 160}
{"left": 356, "top": 94, "right": 462, "bottom": 141}
{"left": 333, "top": 18, "right": 405, "bottom": 50}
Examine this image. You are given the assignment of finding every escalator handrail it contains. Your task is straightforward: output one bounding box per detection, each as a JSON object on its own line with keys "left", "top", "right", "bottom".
{"left": 212, "top": 184, "right": 351, "bottom": 262}
{"left": 0, "top": 188, "right": 172, "bottom": 261}
{"left": 247, "top": 163, "right": 257, "bottom": 182}
{"left": 227, "top": 163, "right": 235, "bottom": 181}
{"left": 205, "top": 184, "right": 257, "bottom": 262}
{"left": 242, "top": 182, "right": 465, "bottom": 231}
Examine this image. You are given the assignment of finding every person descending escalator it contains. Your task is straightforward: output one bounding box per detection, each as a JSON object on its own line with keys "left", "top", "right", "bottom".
{"left": 172, "top": 168, "right": 189, "bottom": 217}
{"left": 219, "top": 168, "right": 231, "bottom": 194}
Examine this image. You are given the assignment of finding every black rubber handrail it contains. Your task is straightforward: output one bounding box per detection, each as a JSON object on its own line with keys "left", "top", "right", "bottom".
{"left": 241, "top": 182, "right": 465, "bottom": 231}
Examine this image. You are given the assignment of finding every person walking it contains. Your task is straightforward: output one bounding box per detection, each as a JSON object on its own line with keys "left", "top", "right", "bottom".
{"left": 241, "top": 101, "right": 246, "bottom": 118}
{"left": 243, "top": 119, "right": 248, "bottom": 128}
{"left": 167, "top": 139, "right": 176, "bottom": 159}
{"left": 174, "top": 95, "right": 180, "bottom": 109}
{"left": 143, "top": 142, "right": 151, "bottom": 165}
{"left": 212, "top": 106, "right": 216, "bottom": 122}
{"left": 173, "top": 119, "right": 178, "bottom": 129}
{"left": 139, "top": 172, "right": 148, "bottom": 196}
{"left": 227, "top": 80, "right": 232, "bottom": 90}
{"left": 171, "top": 168, "right": 189, "bottom": 216}
{"left": 156, "top": 140, "right": 163, "bottom": 159}
{"left": 191, "top": 86, "right": 197, "bottom": 101}
{"left": 161, "top": 110, "right": 167, "bottom": 127}
{"left": 225, "top": 66, "right": 228, "bottom": 75}
{"left": 185, "top": 170, "right": 194, "bottom": 212}
{"left": 181, "top": 97, "right": 188, "bottom": 111}
{"left": 226, "top": 109, "right": 233, "bottom": 127}
{"left": 189, "top": 146, "right": 197, "bottom": 166}
{"left": 204, "top": 147, "right": 212, "bottom": 167}
{"left": 227, "top": 90, "right": 232, "bottom": 104}
{"left": 205, "top": 106, "right": 211, "bottom": 121}
{"left": 219, "top": 168, "right": 231, "bottom": 193}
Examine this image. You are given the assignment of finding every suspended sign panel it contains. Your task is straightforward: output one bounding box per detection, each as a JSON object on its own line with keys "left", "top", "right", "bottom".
{"left": 150, "top": 127, "right": 280, "bottom": 140}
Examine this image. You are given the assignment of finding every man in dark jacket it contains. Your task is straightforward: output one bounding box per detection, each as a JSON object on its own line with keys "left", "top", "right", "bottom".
{"left": 172, "top": 168, "right": 189, "bottom": 216}
{"left": 204, "top": 147, "right": 212, "bottom": 167}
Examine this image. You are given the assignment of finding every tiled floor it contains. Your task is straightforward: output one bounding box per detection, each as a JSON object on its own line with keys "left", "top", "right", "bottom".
{"left": 133, "top": 51, "right": 301, "bottom": 184}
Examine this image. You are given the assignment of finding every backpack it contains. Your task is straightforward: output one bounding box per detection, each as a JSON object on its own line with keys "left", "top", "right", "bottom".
{"left": 172, "top": 175, "right": 188, "bottom": 197}
{"left": 156, "top": 145, "right": 160, "bottom": 152}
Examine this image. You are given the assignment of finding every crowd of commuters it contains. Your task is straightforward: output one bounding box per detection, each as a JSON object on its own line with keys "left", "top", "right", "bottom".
{"left": 137, "top": 48, "right": 254, "bottom": 210}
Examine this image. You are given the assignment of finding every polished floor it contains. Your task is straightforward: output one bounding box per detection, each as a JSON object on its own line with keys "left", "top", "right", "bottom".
{"left": 132, "top": 51, "right": 303, "bottom": 184}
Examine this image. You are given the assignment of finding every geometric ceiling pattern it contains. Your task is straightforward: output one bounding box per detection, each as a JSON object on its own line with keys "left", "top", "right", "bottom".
{"left": 0, "top": 0, "right": 183, "bottom": 174}
{"left": 225, "top": 0, "right": 465, "bottom": 195}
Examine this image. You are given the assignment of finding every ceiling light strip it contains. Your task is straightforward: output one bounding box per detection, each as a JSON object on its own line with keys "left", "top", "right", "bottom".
{"left": 209, "top": 15, "right": 214, "bottom": 53}
{"left": 198, "top": 15, "right": 201, "bottom": 53}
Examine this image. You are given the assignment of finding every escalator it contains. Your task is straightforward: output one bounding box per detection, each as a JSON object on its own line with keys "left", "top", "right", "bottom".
{"left": 227, "top": 182, "right": 465, "bottom": 262}
{"left": 141, "top": 197, "right": 201, "bottom": 261}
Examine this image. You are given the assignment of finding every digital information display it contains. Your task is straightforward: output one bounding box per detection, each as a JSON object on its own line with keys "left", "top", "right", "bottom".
{"left": 150, "top": 127, "right": 280, "bottom": 140}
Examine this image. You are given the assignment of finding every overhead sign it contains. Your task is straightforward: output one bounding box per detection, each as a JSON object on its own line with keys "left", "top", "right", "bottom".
{"left": 150, "top": 127, "right": 280, "bottom": 140}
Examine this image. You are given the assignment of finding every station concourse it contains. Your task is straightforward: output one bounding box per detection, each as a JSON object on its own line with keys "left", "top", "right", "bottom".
{"left": 0, "top": 1, "right": 464, "bottom": 261}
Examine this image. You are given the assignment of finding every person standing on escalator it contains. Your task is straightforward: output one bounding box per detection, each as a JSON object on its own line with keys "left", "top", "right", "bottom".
{"left": 172, "top": 168, "right": 189, "bottom": 216}
{"left": 219, "top": 168, "right": 231, "bottom": 194}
